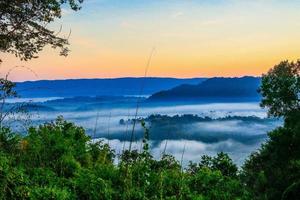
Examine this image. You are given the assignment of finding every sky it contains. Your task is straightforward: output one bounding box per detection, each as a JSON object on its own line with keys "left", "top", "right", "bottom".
{"left": 2, "top": 0, "right": 300, "bottom": 81}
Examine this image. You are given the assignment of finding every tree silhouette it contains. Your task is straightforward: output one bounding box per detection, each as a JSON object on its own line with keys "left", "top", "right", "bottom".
{"left": 0, "top": 0, "right": 83, "bottom": 61}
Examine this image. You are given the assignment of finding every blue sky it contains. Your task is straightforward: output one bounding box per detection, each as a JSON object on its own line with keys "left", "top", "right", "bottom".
{"left": 3, "top": 0, "right": 300, "bottom": 81}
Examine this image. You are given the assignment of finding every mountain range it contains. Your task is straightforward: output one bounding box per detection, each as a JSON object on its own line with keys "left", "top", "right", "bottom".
{"left": 148, "top": 76, "right": 261, "bottom": 102}
{"left": 15, "top": 76, "right": 262, "bottom": 102}
{"left": 15, "top": 77, "right": 206, "bottom": 98}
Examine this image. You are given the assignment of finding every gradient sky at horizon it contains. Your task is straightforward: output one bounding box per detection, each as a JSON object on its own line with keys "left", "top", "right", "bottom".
{"left": 2, "top": 0, "right": 300, "bottom": 81}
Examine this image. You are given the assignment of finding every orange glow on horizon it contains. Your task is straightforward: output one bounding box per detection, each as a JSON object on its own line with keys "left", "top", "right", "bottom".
{"left": 2, "top": 1, "right": 300, "bottom": 82}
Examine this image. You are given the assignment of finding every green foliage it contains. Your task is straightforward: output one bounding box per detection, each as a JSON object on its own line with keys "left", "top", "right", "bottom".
{"left": 188, "top": 152, "right": 238, "bottom": 178}
{"left": 242, "top": 60, "right": 300, "bottom": 200}
{"left": 21, "top": 116, "right": 91, "bottom": 172}
{"left": 0, "top": 0, "right": 83, "bottom": 60}
{"left": 0, "top": 117, "right": 250, "bottom": 199}
{"left": 29, "top": 186, "right": 73, "bottom": 200}
{"left": 0, "top": 127, "right": 21, "bottom": 153}
{"left": 74, "top": 169, "right": 113, "bottom": 200}
{"left": 242, "top": 120, "right": 300, "bottom": 200}
{"left": 187, "top": 168, "right": 250, "bottom": 200}
{"left": 0, "top": 152, "right": 29, "bottom": 200}
{"left": 259, "top": 60, "right": 300, "bottom": 118}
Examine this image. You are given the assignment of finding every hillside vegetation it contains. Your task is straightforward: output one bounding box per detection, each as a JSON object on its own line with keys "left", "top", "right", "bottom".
{"left": 0, "top": 2, "right": 299, "bottom": 198}
{"left": 0, "top": 61, "right": 299, "bottom": 200}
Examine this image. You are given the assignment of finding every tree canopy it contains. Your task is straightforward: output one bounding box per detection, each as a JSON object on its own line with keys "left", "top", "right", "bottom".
{"left": 243, "top": 60, "right": 300, "bottom": 200}
{"left": 259, "top": 60, "right": 300, "bottom": 118}
{"left": 0, "top": 0, "right": 83, "bottom": 61}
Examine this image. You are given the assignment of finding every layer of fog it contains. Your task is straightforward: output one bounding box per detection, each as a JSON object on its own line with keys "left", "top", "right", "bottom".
{"left": 29, "top": 102, "right": 277, "bottom": 141}
{"left": 20, "top": 101, "right": 280, "bottom": 165}
{"left": 30, "top": 102, "right": 267, "bottom": 125}
{"left": 6, "top": 97, "right": 63, "bottom": 103}
{"left": 96, "top": 138, "right": 262, "bottom": 167}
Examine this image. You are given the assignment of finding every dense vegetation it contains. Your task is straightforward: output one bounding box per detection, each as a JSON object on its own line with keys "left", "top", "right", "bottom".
{"left": 0, "top": 118, "right": 251, "bottom": 199}
{"left": 0, "top": 60, "right": 299, "bottom": 199}
{"left": 242, "top": 60, "right": 300, "bottom": 200}
{"left": 1, "top": 1, "right": 299, "bottom": 199}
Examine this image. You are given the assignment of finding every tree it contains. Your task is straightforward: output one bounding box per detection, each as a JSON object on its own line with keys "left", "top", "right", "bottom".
{"left": 259, "top": 60, "right": 300, "bottom": 118}
{"left": 187, "top": 153, "right": 238, "bottom": 178}
{"left": 243, "top": 60, "right": 300, "bottom": 200}
{"left": 0, "top": 1, "right": 83, "bottom": 128}
{"left": 0, "top": 0, "right": 83, "bottom": 61}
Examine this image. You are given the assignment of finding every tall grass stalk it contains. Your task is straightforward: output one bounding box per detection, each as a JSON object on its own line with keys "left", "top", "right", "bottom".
{"left": 180, "top": 142, "right": 187, "bottom": 171}
{"left": 128, "top": 47, "right": 156, "bottom": 152}
{"left": 93, "top": 111, "right": 100, "bottom": 139}
{"left": 122, "top": 108, "right": 130, "bottom": 152}
{"left": 162, "top": 121, "right": 171, "bottom": 157}
{"left": 107, "top": 111, "right": 111, "bottom": 145}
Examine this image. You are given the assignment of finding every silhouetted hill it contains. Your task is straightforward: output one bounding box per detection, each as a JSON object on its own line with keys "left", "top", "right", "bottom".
{"left": 15, "top": 77, "right": 206, "bottom": 98}
{"left": 148, "top": 76, "right": 261, "bottom": 102}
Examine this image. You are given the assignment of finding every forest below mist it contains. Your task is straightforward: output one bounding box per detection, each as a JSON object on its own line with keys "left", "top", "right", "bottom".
{"left": 1, "top": 1, "right": 299, "bottom": 199}
{"left": 1, "top": 63, "right": 298, "bottom": 199}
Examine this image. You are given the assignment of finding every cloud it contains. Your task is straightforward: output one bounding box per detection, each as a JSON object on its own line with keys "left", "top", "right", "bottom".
{"left": 187, "top": 120, "right": 271, "bottom": 135}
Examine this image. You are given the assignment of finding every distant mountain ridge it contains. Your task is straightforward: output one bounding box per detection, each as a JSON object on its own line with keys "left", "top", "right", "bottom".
{"left": 15, "top": 77, "right": 206, "bottom": 98}
{"left": 148, "top": 76, "right": 261, "bottom": 102}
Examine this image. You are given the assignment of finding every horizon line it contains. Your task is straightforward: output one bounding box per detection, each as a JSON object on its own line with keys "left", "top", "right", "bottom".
{"left": 15, "top": 75, "right": 261, "bottom": 83}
